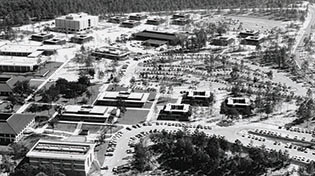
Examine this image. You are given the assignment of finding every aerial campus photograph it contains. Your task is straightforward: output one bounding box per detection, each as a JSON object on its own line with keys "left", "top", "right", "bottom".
{"left": 2, "top": 0, "right": 315, "bottom": 176}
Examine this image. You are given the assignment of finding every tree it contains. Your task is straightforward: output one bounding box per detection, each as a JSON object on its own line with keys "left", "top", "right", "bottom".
{"left": 13, "top": 80, "right": 32, "bottom": 96}
{"left": 78, "top": 75, "right": 91, "bottom": 86}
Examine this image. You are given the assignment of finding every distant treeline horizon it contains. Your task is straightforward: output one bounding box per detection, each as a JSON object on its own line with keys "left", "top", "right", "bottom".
{"left": 0, "top": 0, "right": 309, "bottom": 26}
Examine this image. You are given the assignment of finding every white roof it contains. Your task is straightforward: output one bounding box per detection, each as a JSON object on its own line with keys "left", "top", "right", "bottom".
{"left": 27, "top": 140, "right": 95, "bottom": 161}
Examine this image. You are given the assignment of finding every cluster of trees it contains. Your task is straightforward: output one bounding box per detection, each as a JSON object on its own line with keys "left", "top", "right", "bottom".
{"left": 261, "top": 45, "right": 291, "bottom": 69}
{"left": 40, "top": 75, "right": 91, "bottom": 102}
{"left": 11, "top": 163, "right": 65, "bottom": 176}
{"left": 134, "top": 129, "right": 289, "bottom": 175}
{"left": 0, "top": 0, "right": 301, "bottom": 26}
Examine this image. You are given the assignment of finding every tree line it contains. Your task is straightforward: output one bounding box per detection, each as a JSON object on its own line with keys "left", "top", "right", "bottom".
{"left": 0, "top": 0, "right": 303, "bottom": 27}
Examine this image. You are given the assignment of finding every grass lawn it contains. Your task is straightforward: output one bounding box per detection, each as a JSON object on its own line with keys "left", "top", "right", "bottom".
{"left": 54, "top": 122, "right": 77, "bottom": 133}
{"left": 118, "top": 109, "right": 149, "bottom": 125}
{"left": 156, "top": 97, "right": 178, "bottom": 106}
{"left": 95, "top": 141, "right": 109, "bottom": 166}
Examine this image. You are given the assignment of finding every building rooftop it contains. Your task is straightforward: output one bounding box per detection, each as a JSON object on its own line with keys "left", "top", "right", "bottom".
{"left": 63, "top": 105, "right": 118, "bottom": 118}
{"left": 27, "top": 140, "right": 95, "bottom": 161}
{"left": 186, "top": 90, "right": 212, "bottom": 98}
{"left": 163, "top": 103, "right": 190, "bottom": 112}
{"left": 0, "top": 44, "right": 40, "bottom": 54}
{"left": 134, "top": 30, "right": 177, "bottom": 41}
{"left": 97, "top": 91, "right": 149, "bottom": 103}
{"left": 0, "top": 113, "right": 36, "bottom": 135}
{"left": 227, "top": 97, "right": 251, "bottom": 106}
{"left": 94, "top": 46, "right": 129, "bottom": 56}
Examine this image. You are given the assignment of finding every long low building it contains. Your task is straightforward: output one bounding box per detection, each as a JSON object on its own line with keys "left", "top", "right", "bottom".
{"left": 132, "top": 30, "right": 179, "bottom": 45}
{"left": 0, "top": 56, "right": 42, "bottom": 72}
{"left": 158, "top": 103, "right": 192, "bottom": 121}
{"left": 27, "top": 140, "right": 95, "bottom": 176}
{"left": 0, "top": 113, "right": 36, "bottom": 145}
{"left": 60, "top": 105, "right": 120, "bottom": 123}
{"left": 94, "top": 90, "right": 150, "bottom": 108}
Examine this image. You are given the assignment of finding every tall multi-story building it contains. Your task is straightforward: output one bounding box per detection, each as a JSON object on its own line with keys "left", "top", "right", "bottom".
{"left": 55, "top": 12, "right": 98, "bottom": 33}
{"left": 27, "top": 140, "right": 96, "bottom": 176}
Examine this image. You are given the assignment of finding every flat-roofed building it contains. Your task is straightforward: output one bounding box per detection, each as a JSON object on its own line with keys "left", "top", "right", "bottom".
{"left": 239, "top": 30, "right": 259, "bottom": 38}
{"left": 43, "top": 38, "right": 66, "bottom": 45}
{"left": 133, "top": 30, "right": 179, "bottom": 45}
{"left": 241, "top": 36, "right": 264, "bottom": 46}
{"left": 30, "top": 33, "right": 54, "bottom": 42}
{"left": 70, "top": 35, "right": 94, "bottom": 44}
{"left": 0, "top": 56, "right": 43, "bottom": 72}
{"left": 94, "top": 90, "right": 150, "bottom": 108}
{"left": 91, "top": 46, "right": 130, "bottom": 60}
{"left": 221, "top": 97, "right": 253, "bottom": 116}
{"left": 0, "top": 44, "right": 40, "bottom": 57}
{"left": 120, "top": 20, "right": 141, "bottom": 28}
{"left": 0, "top": 113, "right": 36, "bottom": 145}
{"left": 146, "top": 18, "right": 165, "bottom": 25}
{"left": 181, "top": 90, "right": 213, "bottom": 106}
{"left": 27, "top": 140, "right": 95, "bottom": 176}
{"left": 172, "top": 14, "right": 190, "bottom": 19}
{"left": 128, "top": 14, "right": 147, "bottom": 21}
{"left": 107, "top": 16, "right": 127, "bottom": 24}
{"left": 210, "top": 36, "right": 235, "bottom": 46}
{"left": 55, "top": 12, "right": 98, "bottom": 33}
{"left": 60, "top": 105, "right": 120, "bottom": 123}
{"left": 158, "top": 103, "right": 192, "bottom": 121}
{"left": 172, "top": 18, "right": 190, "bottom": 25}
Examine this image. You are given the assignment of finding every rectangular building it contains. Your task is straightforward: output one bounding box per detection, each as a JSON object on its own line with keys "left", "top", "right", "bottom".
{"left": 70, "top": 35, "right": 94, "bottom": 44}
{"left": 146, "top": 18, "right": 165, "bottom": 25}
{"left": 107, "top": 16, "right": 127, "bottom": 24}
{"left": 120, "top": 20, "right": 141, "bottom": 28}
{"left": 43, "top": 38, "right": 67, "bottom": 45}
{"left": 172, "top": 18, "right": 189, "bottom": 25}
{"left": 241, "top": 36, "right": 264, "bottom": 46}
{"left": 30, "top": 33, "right": 54, "bottom": 42}
{"left": 60, "top": 105, "right": 120, "bottom": 123}
{"left": 0, "top": 56, "right": 42, "bottom": 72}
{"left": 27, "top": 140, "right": 95, "bottom": 176}
{"left": 158, "top": 103, "right": 192, "bottom": 121}
{"left": 0, "top": 76, "right": 15, "bottom": 95}
{"left": 0, "top": 113, "right": 36, "bottom": 145}
{"left": 94, "top": 90, "right": 150, "bottom": 108}
{"left": 172, "top": 14, "right": 190, "bottom": 19}
{"left": 210, "top": 36, "right": 235, "bottom": 46}
{"left": 0, "top": 44, "right": 40, "bottom": 57}
{"left": 128, "top": 14, "right": 147, "bottom": 21}
{"left": 239, "top": 30, "right": 259, "bottom": 38}
{"left": 181, "top": 90, "right": 213, "bottom": 106}
{"left": 91, "top": 46, "right": 130, "bottom": 60}
{"left": 55, "top": 12, "right": 98, "bottom": 33}
{"left": 133, "top": 30, "right": 179, "bottom": 45}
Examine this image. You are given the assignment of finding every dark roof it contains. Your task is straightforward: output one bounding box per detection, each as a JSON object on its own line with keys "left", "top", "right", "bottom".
{"left": 0, "top": 113, "right": 36, "bottom": 135}
{"left": 134, "top": 30, "right": 177, "bottom": 41}
{"left": 144, "top": 39, "right": 168, "bottom": 45}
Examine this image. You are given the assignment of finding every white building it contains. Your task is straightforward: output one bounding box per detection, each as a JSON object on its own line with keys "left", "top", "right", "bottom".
{"left": 27, "top": 140, "right": 96, "bottom": 176}
{"left": 55, "top": 12, "right": 98, "bottom": 33}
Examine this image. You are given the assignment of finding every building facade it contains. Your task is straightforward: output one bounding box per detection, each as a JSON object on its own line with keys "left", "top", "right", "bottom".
{"left": 0, "top": 113, "right": 36, "bottom": 145}
{"left": 55, "top": 13, "right": 98, "bottom": 33}
{"left": 27, "top": 140, "right": 95, "bottom": 176}
{"left": 91, "top": 46, "right": 130, "bottom": 60}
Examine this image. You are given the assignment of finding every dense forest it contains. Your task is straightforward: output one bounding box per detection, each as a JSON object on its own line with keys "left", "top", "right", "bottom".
{"left": 133, "top": 129, "right": 290, "bottom": 175}
{"left": 0, "top": 0, "right": 306, "bottom": 26}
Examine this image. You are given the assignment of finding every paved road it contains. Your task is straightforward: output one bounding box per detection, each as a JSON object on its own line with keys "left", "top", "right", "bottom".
{"left": 292, "top": 5, "right": 315, "bottom": 68}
